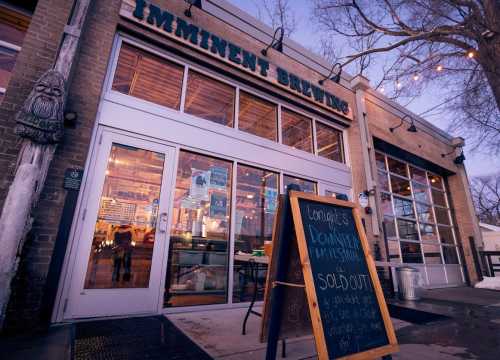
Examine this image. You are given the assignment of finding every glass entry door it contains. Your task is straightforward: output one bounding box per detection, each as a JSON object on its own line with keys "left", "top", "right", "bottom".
{"left": 64, "top": 130, "right": 175, "bottom": 319}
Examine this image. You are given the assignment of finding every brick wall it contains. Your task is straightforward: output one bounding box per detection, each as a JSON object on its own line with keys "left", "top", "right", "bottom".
{"left": 2, "top": 0, "right": 122, "bottom": 333}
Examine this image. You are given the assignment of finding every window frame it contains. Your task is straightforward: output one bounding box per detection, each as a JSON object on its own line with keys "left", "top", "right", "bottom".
{"left": 106, "top": 36, "right": 348, "bottom": 167}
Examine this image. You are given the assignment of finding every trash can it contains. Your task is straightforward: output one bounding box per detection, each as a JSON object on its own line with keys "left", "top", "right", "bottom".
{"left": 396, "top": 266, "right": 421, "bottom": 300}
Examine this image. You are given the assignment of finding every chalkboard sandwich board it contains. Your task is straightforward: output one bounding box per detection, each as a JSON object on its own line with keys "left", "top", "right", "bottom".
{"left": 289, "top": 191, "right": 398, "bottom": 359}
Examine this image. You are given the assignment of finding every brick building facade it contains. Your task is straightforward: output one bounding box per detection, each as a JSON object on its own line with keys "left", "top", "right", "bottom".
{"left": 0, "top": 0, "right": 482, "bottom": 332}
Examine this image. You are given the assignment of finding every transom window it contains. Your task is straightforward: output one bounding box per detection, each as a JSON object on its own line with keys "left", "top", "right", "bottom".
{"left": 376, "top": 151, "right": 460, "bottom": 266}
{"left": 111, "top": 43, "right": 345, "bottom": 164}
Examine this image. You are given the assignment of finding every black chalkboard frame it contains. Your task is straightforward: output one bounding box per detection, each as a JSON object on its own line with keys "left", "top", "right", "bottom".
{"left": 289, "top": 191, "right": 398, "bottom": 360}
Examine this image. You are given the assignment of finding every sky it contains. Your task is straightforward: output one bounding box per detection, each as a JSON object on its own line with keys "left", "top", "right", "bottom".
{"left": 227, "top": 0, "right": 499, "bottom": 178}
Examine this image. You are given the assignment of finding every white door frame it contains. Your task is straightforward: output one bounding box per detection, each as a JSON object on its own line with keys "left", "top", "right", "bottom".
{"left": 58, "top": 127, "right": 176, "bottom": 320}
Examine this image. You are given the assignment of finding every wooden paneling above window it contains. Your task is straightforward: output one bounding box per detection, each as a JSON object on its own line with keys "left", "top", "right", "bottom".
{"left": 112, "top": 43, "right": 184, "bottom": 110}
{"left": 185, "top": 70, "right": 235, "bottom": 127}
{"left": 238, "top": 91, "right": 277, "bottom": 142}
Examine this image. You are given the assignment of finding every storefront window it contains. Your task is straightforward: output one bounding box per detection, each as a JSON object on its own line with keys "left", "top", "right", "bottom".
{"left": 281, "top": 108, "right": 313, "bottom": 153}
{"left": 416, "top": 202, "right": 434, "bottom": 223}
{"left": 397, "top": 219, "right": 419, "bottom": 240}
{"left": 390, "top": 175, "right": 411, "bottom": 197}
{"left": 377, "top": 152, "right": 459, "bottom": 267}
{"left": 410, "top": 166, "right": 426, "bottom": 183}
{"left": 375, "top": 152, "right": 386, "bottom": 170}
{"left": 283, "top": 175, "right": 316, "bottom": 194}
{"left": 377, "top": 171, "right": 390, "bottom": 192}
{"left": 84, "top": 144, "right": 165, "bottom": 289}
{"left": 238, "top": 91, "right": 277, "bottom": 141}
{"left": 185, "top": 70, "right": 235, "bottom": 127}
{"left": 393, "top": 196, "right": 415, "bottom": 218}
{"left": 112, "top": 43, "right": 184, "bottom": 110}
{"left": 165, "top": 151, "right": 232, "bottom": 307}
{"left": 435, "top": 207, "right": 450, "bottom": 225}
{"left": 315, "top": 122, "right": 344, "bottom": 163}
{"left": 420, "top": 224, "right": 438, "bottom": 242}
{"left": 0, "top": 5, "right": 31, "bottom": 103}
{"left": 387, "top": 240, "right": 401, "bottom": 262}
{"left": 233, "top": 165, "right": 278, "bottom": 302}
{"left": 438, "top": 225, "right": 454, "bottom": 244}
{"left": 442, "top": 245, "right": 459, "bottom": 264}
{"left": 400, "top": 241, "right": 423, "bottom": 263}
{"left": 423, "top": 244, "right": 442, "bottom": 264}
{"left": 387, "top": 157, "right": 408, "bottom": 177}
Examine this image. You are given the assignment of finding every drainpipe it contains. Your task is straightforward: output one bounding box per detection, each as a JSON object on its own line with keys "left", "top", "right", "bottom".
{"left": 350, "top": 75, "right": 380, "bottom": 237}
{"left": 0, "top": 0, "right": 93, "bottom": 329}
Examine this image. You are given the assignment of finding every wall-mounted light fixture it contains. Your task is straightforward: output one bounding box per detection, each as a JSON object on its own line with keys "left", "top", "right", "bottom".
{"left": 389, "top": 114, "right": 417, "bottom": 133}
{"left": 184, "top": 0, "right": 202, "bottom": 18}
{"left": 441, "top": 143, "right": 466, "bottom": 165}
{"left": 319, "top": 63, "right": 342, "bottom": 85}
{"left": 261, "top": 27, "right": 285, "bottom": 56}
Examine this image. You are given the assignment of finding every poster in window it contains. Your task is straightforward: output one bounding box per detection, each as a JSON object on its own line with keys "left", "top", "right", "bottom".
{"left": 209, "top": 166, "right": 228, "bottom": 190}
{"left": 190, "top": 168, "right": 210, "bottom": 200}
{"left": 264, "top": 187, "right": 278, "bottom": 214}
{"left": 209, "top": 192, "right": 227, "bottom": 218}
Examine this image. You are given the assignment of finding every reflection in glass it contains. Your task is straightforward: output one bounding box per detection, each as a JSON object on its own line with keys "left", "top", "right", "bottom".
{"left": 381, "top": 193, "right": 393, "bottom": 216}
{"left": 84, "top": 144, "right": 165, "bottom": 289}
{"left": 233, "top": 165, "right": 278, "bottom": 302}
{"left": 397, "top": 219, "right": 419, "bottom": 240}
{"left": 428, "top": 173, "right": 443, "bottom": 189}
{"left": 281, "top": 108, "right": 313, "bottom": 153}
{"left": 442, "top": 246, "right": 459, "bottom": 264}
{"left": 394, "top": 196, "right": 415, "bottom": 218}
{"left": 185, "top": 70, "right": 235, "bottom": 127}
{"left": 375, "top": 152, "right": 386, "bottom": 170}
{"left": 112, "top": 43, "right": 184, "bottom": 110}
{"left": 283, "top": 175, "right": 316, "bottom": 194}
{"left": 438, "top": 226, "right": 455, "bottom": 244}
{"left": 315, "top": 122, "right": 344, "bottom": 163}
{"left": 377, "top": 171, "right": 389, "bottom": 192}
{"left": 238, "top": 91, "right": 277, "bottom": 141}
{"left": 412, "top": 181, "right": 430, "bottom": 203}
{"left": 431, "top": 189, "right": 447, "bottom": 207}
{"left": 416, "top": 202, "right": 434, "bottom": 223}
{"left": 383, "top": 217, "right": 397, "bottom": 239}
{"left": 410, "top": 166, "right": 426, "bottom": 183}
{"left": 423, "top": 244, "right": 442, "bottom": 264}
{"left": 387, "top": 157, "right": 408, "bottom": 177}
{"left": 387, "top": 240, "right": 401, "bottom": 263}
{"left": 401, "top": 241, "right": 423, "bottom": 263}
{"left": 390, "top": 175, "right": 411, "bottom": 197}
{"left": 165, "top": 151, "right": 232, "bottom": 307}
{"left": 435, "top": 206, "right": 450, "bottom": 225}
{"left": 420, "top": 224, "right": 438, "bottom": 242}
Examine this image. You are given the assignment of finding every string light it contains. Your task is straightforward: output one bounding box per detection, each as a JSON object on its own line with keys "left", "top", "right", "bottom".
{"left": 379, "top": 87, "right": 385, "bottom": 93}
{"left": 396, "top": 81, "right": 402, "bottom": 89}
{"left": 467, "top": 51, "right": 475, "bottom": 58}
{"left": 413, "top": 74, "right": 420, "bottom": 81}
{"left": 436, "top": 65, "right": 443, "bottom": 72}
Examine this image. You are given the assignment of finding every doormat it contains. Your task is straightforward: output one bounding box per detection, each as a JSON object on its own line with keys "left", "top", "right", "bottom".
{"left": 388, "top": 304, "right": 450, "bottom": 324}
{"left": 73, "top": 315, "right": 213, "bottom": 359}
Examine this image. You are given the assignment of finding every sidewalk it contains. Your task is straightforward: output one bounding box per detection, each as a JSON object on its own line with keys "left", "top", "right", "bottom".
{"left": 0, "top": 287, "right": 499, "bottom": 359}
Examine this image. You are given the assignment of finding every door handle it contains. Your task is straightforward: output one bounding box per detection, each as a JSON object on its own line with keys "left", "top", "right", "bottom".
{"left": 159, "top": 212, "right": 168, "bottom": 233}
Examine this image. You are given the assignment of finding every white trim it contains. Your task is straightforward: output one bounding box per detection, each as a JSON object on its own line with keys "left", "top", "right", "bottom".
{"left": 0, "top": 39, "right": 21, "bottom": 52}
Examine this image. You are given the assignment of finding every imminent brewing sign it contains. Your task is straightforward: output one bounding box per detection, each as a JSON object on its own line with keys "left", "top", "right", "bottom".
{"left": 263, "top": 191, "right": 398, "bottom": 360}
